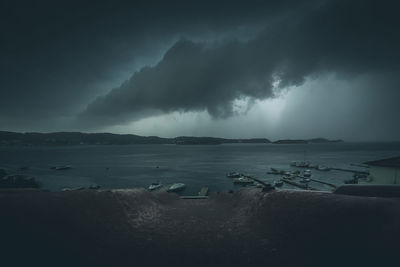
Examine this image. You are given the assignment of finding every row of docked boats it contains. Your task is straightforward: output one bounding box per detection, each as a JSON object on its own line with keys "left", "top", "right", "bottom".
{"left": 269, "top": 168, "right": 312, "bottom": 177}
{"left": 268, "top": 167, "right": 312, "bottom": 184}
{"left": 226, "top": 172, "right": 283, "bottom": 188}
{"left": 227, "top": 172, "right": 254, "bottom": 185}
{"left": 226, "top": 172, "right": 243, "bottom": 178}
{"left": 290, "top": 161, "right": 330, "bottom": 171}
{"left": 232, "top": 177, "right": 254, "bottom": 185}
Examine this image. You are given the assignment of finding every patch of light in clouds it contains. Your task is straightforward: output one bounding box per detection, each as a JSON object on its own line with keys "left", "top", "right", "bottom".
{"left": 106, "top": 89, "right": 291, "bottom": 139}
{"left": 103, "top": 72, "right": 400, "bottom": 142}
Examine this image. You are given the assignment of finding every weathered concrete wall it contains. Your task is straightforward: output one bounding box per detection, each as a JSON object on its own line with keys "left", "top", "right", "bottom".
{"left": 0, "top": 188, "right": 399, "bottom": 267}
{"left": 370, "top": 166, "right": 400, "bottom": 184}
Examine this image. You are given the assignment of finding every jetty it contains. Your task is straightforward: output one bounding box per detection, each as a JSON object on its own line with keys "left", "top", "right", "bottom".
{"left": 293, "top": 175, "right": 337, "bottom": 188}
{"left": 308, "top": 177, "right": 337, "bottom": 188}
{"left": 350, "top": 163, "right": 369, "bottom": 168}
{"left": 243, "top": 175, "right": 275, "bottom": 190}
{"left": 281, "top": 178, "right": 317, "bottom": 190}
{"left": 330, "top": 167, "right": 369, "bottom": 174}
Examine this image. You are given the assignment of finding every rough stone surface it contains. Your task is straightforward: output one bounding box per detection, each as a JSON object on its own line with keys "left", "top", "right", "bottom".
{"left": 0, "top": 188, "right": 399, "bottom": 267}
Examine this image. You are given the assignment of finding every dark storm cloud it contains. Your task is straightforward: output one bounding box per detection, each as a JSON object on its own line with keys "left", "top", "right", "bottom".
{"left": 2, "top": 0, "right": 400, "bottom": 139}
{"left": 78, "top": 0, "right": 400, "bottom": 128}
{"left": 79, "top": 39, "right": 277, "bottom": 126}
{"left": 0, "top": 0, "right": 304, "bottom": 124}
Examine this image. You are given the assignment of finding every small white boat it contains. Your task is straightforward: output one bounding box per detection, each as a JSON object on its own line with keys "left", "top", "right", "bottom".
{"left": 268, "top": 168, "right": 291, "bottom": 175}
{"left": 167, "top": 183, "right": 186, "bottom": 192}
{"left": 61, "top": 188, "right": 73, "bottom": 191}
{"left": 304, "top": 169, "right": 312, "bottom": 177}
{"left": 148, "top": 183, "right": 163, "bottom": 191}
{"left": 296, "top": 161, "right": 310, "bottom": 168}
{"left": 51, "top": 165, "right": 72, "bottom": 170}
{"left": 316, "top": 165, "right": 330, "bottom": 171}
{"left": 300, "top": 178, "right": 311, "bottom": 183}
{"left": 290, "top": 161, "right": 309, "bottom": 168}
{"left": 227, "top": 172, "right": 242, "bottom": 178}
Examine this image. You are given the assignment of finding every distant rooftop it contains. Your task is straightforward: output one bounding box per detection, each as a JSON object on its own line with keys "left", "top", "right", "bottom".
{"left": 365, "top": 156, "right": 400, "bottom": 168}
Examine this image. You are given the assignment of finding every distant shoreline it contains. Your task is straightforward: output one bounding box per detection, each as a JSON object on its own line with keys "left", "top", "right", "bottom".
{"left": 0, "top": 131, "right": 343, "bottom": 146}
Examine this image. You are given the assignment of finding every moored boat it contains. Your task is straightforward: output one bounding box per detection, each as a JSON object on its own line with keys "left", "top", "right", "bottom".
{"left": 296, "top": 161, "right": 310, "bottom": 167}
{"left": 148, "top": 182, "right": 163, "bottom": 191}
{"left": 290, "top": 161, "right": 310, "bottom": 168}
{"left": 300, "top": 178, "right": 311, "bottom": 183}
{"left": 227, "top": 172, "right": 242, "bottom": 178}
{"left": 167, "top": 183, "right": 186, "bottom": 192}
{"left": 316, "top": 165, "right": 330, "bottom": 171}
{"left": 51, "top": 165, "right": 72, "bottom": 170}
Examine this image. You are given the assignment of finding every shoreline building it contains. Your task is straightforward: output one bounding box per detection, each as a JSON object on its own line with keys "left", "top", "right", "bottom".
{"left": 364, "top": 156, "right": 400, "bottom": 184}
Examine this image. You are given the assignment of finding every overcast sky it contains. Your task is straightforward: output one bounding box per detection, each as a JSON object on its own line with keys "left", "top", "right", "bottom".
{"left": 1, "top": 0, "right": 400, "bottom": 141}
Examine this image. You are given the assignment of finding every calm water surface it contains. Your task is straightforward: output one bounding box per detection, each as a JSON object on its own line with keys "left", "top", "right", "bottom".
{"left": 1, "top": 142, "right": 400, "bottom": 194}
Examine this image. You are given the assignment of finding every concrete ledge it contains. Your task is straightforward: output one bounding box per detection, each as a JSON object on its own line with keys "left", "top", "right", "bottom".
{"left": 334, "top": 184, "right": 400, "bottom": 198}
{"left": 0, "top": 188, "right": 399, "bottom": 267}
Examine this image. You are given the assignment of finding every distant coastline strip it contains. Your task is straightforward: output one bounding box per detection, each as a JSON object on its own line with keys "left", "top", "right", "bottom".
{"left": 0, "top": 131, "right": 343, "bottom": 146}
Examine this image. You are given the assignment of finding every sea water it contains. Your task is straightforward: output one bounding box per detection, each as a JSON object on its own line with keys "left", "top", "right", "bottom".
{"left": 1, "top": 142, "right": 400, "bottom": 195}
